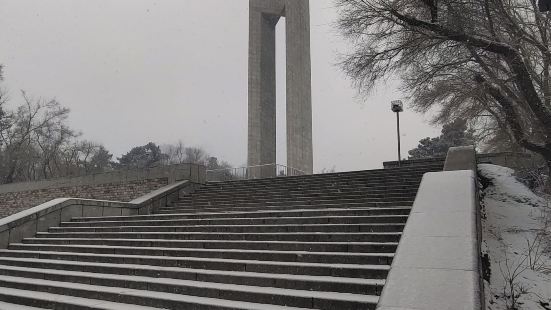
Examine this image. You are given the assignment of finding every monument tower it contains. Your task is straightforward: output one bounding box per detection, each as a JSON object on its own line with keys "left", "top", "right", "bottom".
{"left": 248, "top": 0, "right": 313, "bottom": 176}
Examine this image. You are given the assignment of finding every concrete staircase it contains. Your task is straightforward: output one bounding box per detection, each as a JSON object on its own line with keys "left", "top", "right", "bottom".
{"left": 0, "top": 164, "right": 442, "bottom": 309}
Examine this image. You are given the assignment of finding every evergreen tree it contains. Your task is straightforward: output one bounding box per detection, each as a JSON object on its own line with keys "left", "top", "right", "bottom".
{"left": 116, "top": 142, "right": 165, "bottom": 169}
{"left": 408, "top": 119, "right": 475, "bottom": 159}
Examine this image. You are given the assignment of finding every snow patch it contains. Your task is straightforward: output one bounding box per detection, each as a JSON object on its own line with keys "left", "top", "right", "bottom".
{"left": 479, "top": 164, "right": 551, "bottom": 310}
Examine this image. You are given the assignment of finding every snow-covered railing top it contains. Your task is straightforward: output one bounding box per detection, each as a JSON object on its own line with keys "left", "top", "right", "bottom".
{"left": 377, "top": 146, "right": 484, "bottom": 310}
{"left": 0, "top": 180, "right": 199, "bottom": 249}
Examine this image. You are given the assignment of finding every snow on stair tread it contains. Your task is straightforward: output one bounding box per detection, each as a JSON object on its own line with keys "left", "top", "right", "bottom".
{"left": 0, "top": 301, "right": 47, "bottom": 310}
{"left": 0, "top": 256, "right": 385, "bottom": 285}
{"left": 0, "top": 275, "right": 327, "bottom": 310}
{"left": 0, "top": 248, "right": 394, "bottom": 259}
{"left": 0, "top": 287, "right": 163, "bottom": 310}
{"left": 50, "top": 223, "right": 405, "bottom": 230}
{"left": 60, "top": 214, "right": 408, "bottom": 223}
{"left": 0, "top": 255, "right": 391, "bottom": 271}
{"left": 0, "top": 265, "right": 381, "bottom": 303}
{"left": 71, "top": 207, "right": 412, "bottom": 219}
{"left": 37, "top": 231, "right": 402, "bottom": 236}
{"left": 23, "top": 238, "right": 399, "bottom": 247}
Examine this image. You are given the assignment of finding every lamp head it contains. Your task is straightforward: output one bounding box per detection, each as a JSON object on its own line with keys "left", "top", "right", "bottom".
{"left": 391, "top": 100, "right": 404, "bottom": 113}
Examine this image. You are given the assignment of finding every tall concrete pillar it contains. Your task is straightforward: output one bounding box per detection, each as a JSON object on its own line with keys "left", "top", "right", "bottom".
{"left": 285, "top": 0, "right": 312, "bottom": 174}
{"left": 248, "top": 0, "right": 313, "bottom": 176}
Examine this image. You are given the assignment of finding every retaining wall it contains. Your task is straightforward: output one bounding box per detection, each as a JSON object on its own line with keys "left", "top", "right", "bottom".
{"left": 0, "top": 180, "right": 200, "bottom": 249}
{"left": 0, "top": 164, "right": 206, "bottom": 219}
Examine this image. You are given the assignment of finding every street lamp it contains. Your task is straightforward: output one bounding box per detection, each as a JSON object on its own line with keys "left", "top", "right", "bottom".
{"left": 391, "top": 100, "right": 404, "bottom": 166}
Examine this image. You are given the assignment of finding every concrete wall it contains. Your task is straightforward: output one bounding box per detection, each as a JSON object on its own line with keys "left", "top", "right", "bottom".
{"left": 384, "top": 152, "right": 535, "bottom": 170}
{"left": 383, "top": 157, "right": 445, "bottom": 169}
{"left": 0, "top": 164, "right": 206, "bottom": 219}
{"left": 0, "top": 180, "right": 199, "bottom": 249}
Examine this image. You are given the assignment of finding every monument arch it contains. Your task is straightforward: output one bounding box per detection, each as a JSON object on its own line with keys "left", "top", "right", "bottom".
{"left": 248, "top": 0, "right": 313, "bottom": 176}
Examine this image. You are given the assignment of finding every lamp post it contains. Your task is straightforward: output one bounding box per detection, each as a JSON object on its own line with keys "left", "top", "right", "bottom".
{"left": 391, "top": 100, "right": 404, "bottom": 166}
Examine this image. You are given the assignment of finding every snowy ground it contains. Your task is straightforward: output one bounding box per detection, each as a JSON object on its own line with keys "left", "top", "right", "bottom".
{"left": 479, "top": 164, "right": 551, "bottom": 310}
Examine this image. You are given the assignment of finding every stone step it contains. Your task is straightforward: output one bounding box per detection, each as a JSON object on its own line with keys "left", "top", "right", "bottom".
{"left": 174, "top": 197, "right": 415, "bottom": 208}
{"left": 202, "top": 168, "right": 438, "bottom": 186}
{"left": 154, "top": 208, "right": 409, "bottom": 216}
{"left": 70, "top": 207, "right": 411, "bottom": 222}
{"left": 35, "top": 231, "right": 402, "bottom": 243}
{"left": 19, "top": 238, "right": 399, "bottom": 253}
{"left": 158, "top": 202, "right": 415, "bottom": 214}
{"left": 199, "top": 179, "right": 423, "bottom": 190}
{"left": 155, "top": 206, "right": 411, "bottom": 215}
{"left": 0, "top": 286, "right": 162, "bottom": 310}
{"left": 199, "top": 175, "right": 424, "bottom": 185}
{"left": 182, "top": 190, "right": 418, "bottom": 199}
{"left": 196, "top": 183, "right": 421, "bottom": 192}
{"left": 152, "top": 208, "right": 411, "bottom": 219}
{"left": 155, "top": 207, "right": 410, "bottom": 215}
{"left": 0, "top": 259, "right": 385, "bottom": 295}
{"left": 49, "top": 223, "right": 406, "bottom": 234}
{"left": 59, "top": 215, "right": 409, "bottom": 227}
{"left": 0, "top": 246, "right": 394, "bottom": 265}
{"left": 0, "top": 275, "right": 330, "bottom": 310}
{"left": 207, "top": 165, "right": 441, "bottom": 182}
{"left": 189, "top": 187, "right": 420, "bottom": 198}
{"left": 177, "top": 195, "right": 417, "bottom": 205}
{"left": 203, "top": 171, "right": 439, "bottom": 189}
{"left": 0, "top": 250, "right": 391, "bottom": 279}
{"left": 194, "top": 182, "right": 421, "bottom": 194}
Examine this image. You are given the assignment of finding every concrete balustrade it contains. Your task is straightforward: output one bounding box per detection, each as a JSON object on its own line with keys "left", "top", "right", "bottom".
{"left": 377, "top": 146, "right": 484, "bottom": 310}
{"left": 0, "top": 180, "right": 200, "bottom": 249}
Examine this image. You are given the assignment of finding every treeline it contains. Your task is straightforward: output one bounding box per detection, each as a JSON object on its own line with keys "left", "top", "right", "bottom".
{"left": 0, "top": 75, "right": 231, "bottom": 184}
{"left": 116, "top": 141, "right": 232, "bottom": 171}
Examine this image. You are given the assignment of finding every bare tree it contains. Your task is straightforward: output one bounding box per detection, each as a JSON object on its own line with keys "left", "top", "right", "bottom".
{"left": 161, "top": 141, "right": 186, "bottom": 164}
{"left": 337, "top": 0, "right": 551, "bottom": 170}
{"left": 184, "top": 146, "right": 208, "bottom": 165}
{"left": 0, "top": 89, "right": 113, "bottom": 183}
{"left": 0, "top": 91, "right": 74, "bottom": 183}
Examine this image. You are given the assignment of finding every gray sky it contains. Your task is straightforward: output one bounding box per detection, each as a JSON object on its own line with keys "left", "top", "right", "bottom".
{"left": 0, "top": 0, "right": 440, "bottom": 172}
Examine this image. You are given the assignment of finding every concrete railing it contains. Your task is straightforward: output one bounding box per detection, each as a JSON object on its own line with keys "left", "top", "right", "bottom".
{"left": 377, "top": 146, "right": 484, "bottom": 310}
{"left": 0, "top": 180, "right": 200, "bottom": 249}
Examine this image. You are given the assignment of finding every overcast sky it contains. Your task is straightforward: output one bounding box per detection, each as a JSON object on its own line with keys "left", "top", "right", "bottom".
{"left": 0, "top": 0, "right": 440, "bottom": 172}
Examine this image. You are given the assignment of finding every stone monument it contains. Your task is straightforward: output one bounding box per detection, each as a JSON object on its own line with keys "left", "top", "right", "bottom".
{"left": 248, "top": 0, "right": 313, "bottom": 176}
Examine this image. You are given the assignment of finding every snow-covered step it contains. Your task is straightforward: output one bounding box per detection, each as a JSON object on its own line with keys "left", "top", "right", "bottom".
{"left": 68, "top": 207, "right": 412, "bottom": 221}
{"left": 157, "top": 201, "right": 413, "bottom": 213}
{"left": 58, "top": 214, "right": 409, "bottom": 227}
{"left": 35, "top": 231, "right": 402, "bottom": 243}
{"left": 20, "top": 238, "right": 399, "bottom": 253}
{"left": 48, "top": 222, "right": 406, "bottom": 233}
{"left": 0, "top": 276, "right": 318, "bottom": 310}
{"left": 0, "top": 257, "right": 385, "bottom": 294}
{"left": 0, "top": 249, "right": 391, "bottom": 278}
{"left": 0, "top": 246, "right": 394, "bottom": 264}
{"left": 0, "top": 265, "right": 381, "bottom": 308}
